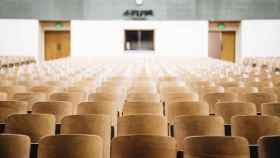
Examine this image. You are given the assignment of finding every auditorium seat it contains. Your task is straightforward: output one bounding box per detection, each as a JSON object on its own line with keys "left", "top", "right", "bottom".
{"left": 117, "top": 114, "right": 168, "bottom": 136}
{"left": 203, "top": 92, "right": 237, "bottom": 114}
{"left": 217, "top": 80, "right": 239, "bottom": 89}
{"left": 231, "top": 115, "right": 280, "bottom": 144}
{"left": 50, "top": 92, "right": 86, "bottom": 113}
{"left": 88, "top": 93, "right": 125, "bottom": 111}
{"left": 30, "top": 85, "right": 59, "bottom": 98}
{"left": 215, "top": 102, "right": 257, "bottom": 124}
{"left": 78, "top": 101, "right": 114, "bottom": 116}
{"left": 0, "top": 134, "right": 30, "bottom": 158}
{"left": 12, "top": 92, "right": 46, "bottom": 111}
{"left": 111, "top": 135, "right": 176, "bottom": 158}
{"left": 126, "top": 93, "right": 161, "bottom": 102}
{"left": 0, "top": 101, "right": 28, "bottom": 123}
{"left": 78, "top": 101, "right": 117, "bottom": 125}
{"left": 65, "top": 86, "right": 88, "bottom": 96}
{"left": 184, "top": 136, "right": 250, "bottom": 158}
{"left": 96, "top": 86, "right": 127, "bottom": 96}
{"left": 128, "top": 86, "right": 158, "bottom": 94}
{"left": 258, "top": 135, "right": 280, "bottom": 158}
{"left": 159, "top": 81, "right": 186, "bottom": 91}
{"left": 32, "top": 101, "right": 73, "bottom": 123}
{"left": 0, "top": 85, "right": 27, "bottom": 99}
{"left": 175, "top": 116, "right": 225, "bottom": 151}
{"left": 5, "top": 114, "right": 55, "bottom": 142}
{"left": 167, "top": 101, "right": 209, "bottom": 124}
{"left": 262, "top": 102, "right": 280, "bottom": 117}
{"left": 122, "top": 101, "right": 163, "bottom": 116}
{"left": 45, "top": 80, "right": 67, "bottom": 89}
{"left": 61, "top": 114, "right": 111, "bottom": 158}
{"left": 239, "top": 92, "right": 277, "bottom": 112}
{"left": 160, "top": 86, "right": 189, "bottom": 99}
{"left": 164, "top": 92, "right": 199, "bottom": 104}
{"left": 198, "top": 86, "right": 225, "bottom": 100}
{"left": 89, "top": 92, "right": 125, "bottom": 101}
{"left": 38, "top": 135, "right": 103, "bottom": 158}
{"left": 225, "top": 86, "right": 259, "bottom": 95}
{"left": 261, "top": 87, "right": 280, "bottom": 101}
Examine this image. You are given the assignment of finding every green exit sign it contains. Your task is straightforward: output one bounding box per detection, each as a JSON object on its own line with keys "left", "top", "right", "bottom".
{"left": 55, "top": 22, "right": 63, "bottom": 30}
{"left": 217, "top": 23, "right": 225, "bottom": 30}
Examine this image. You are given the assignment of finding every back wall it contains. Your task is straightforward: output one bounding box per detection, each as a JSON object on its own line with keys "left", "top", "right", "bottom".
{"left": 71, "top": 20, "right": 208, "bottom": 57}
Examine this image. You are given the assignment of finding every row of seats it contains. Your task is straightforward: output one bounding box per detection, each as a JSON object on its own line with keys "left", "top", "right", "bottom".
{"left": 1, "top": 112, "right": 280, "bottom": 145}
{"left": 0, "top": 86, "right": 279, "bottom": 116}
{"left": 1, "top": 134, "right": 279, "bottom": 158}
{"left": 0, "top": 56, "right": 35, "bottom": 68}
{"left": 243, "top": 57, "right": 280, "bottom": 71}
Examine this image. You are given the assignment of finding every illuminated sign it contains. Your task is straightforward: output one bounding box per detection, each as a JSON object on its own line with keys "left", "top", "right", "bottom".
{"left": 217, "top": 23, "right": 225, "bottom": 30}
{"left": 55, "top": 22, "right": 63, "bottom": 29}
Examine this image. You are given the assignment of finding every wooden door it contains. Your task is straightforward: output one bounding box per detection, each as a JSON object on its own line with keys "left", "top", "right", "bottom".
{"left": 208, "top": 32, "right": 222, "bottom": 59}
{"left": 221, "top": 32, "right": 235, "bottom": 62}
{"left": 45, "top": 31, "right": 70, "bottom": 61}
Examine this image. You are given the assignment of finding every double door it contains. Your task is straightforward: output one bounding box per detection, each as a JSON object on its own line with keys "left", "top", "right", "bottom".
{"left": 208, "top": 31, "right": 236, "bottom": 62}
{"left": 44, "top": 31, "right": 70, "bottom": 61}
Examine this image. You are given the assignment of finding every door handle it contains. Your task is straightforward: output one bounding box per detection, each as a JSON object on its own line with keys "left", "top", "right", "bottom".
{"left": 57, "top": 43, "right": 62, "bottom": 51}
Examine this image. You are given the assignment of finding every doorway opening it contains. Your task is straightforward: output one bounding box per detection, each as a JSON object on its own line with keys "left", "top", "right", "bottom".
{"left": 40, "top": 21, "right": 71, "bottom": 61}
{"left": 124, "top": 30, "right": 155, "bottom": 51}
{"left": 208, "top": 21, "right": 240, "bottom": 63}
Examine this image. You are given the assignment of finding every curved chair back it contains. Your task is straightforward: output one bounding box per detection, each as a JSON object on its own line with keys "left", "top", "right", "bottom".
{"left": 0, "top": 85, "right": 26, "bottom": 99}
{"left": 258, "top": 136, "right": 280, "bottom": 158}
{"left": 164, "top": 92, "right": 199, "bottom": 103}
{"left": 50, "top": 92, "right": 86, "bottom": 113}
{"left": 117, "top": 114, "right": 167, "bottom": 136}
{"left": 38, "top": 135, "right": 103, "bottom": 158}
{"left": 167, "top": 101, "right": 209, "bottom": 124}
{"left": 126, "top": 93, "right": 160, "bottom": 102}
{"left": 175, "top": 116, "right": 224, "bottom": 150}
{"left": 203, "top": 92, "right": 237, "bottom": 113}
{"left": 12, "top": 92, "right": 46, "bottom": 111}
{"left": 111, "top": 135, "right": 176, "bottom": 158}
{"left": 33, "top": 101, "right": 73, "bottom": 123}
{"left": 239, "top": 92, "right": 277, "bottom": 112}
{"left": 231, "top": 115, "right": 280, "bottom": 144}
{"left": 0, "top": 134, "right": 30, "bottom": 158}
{"left": 0, "top": 101, "right": 28, "bottom": 123}
{"left": 122, "top": 101, "right": 162, "bottom": 116}
{"left": 61, "top": 115, "right": 111, "bottom": 158}
{"left": 262, "top": 102, "right": 280, "bottom": 117}
{"left": 184, "top": 136, "right": 250, "bottom": 158}
{"left": 215, "top": 102, "right": 257, "bottom": 124}
{"left": 5, "top": 114, "right": 55, "bottom": 142}
{"left": 78, "top": 101, "right": 114, "bottom": 116}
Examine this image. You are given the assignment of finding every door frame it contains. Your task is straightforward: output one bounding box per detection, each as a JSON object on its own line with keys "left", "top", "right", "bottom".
{"left": 39, "top": 21, "right": 71, "bottom": 62}
{"left": 208, "top": 21, "right": 241, "bottom": 63}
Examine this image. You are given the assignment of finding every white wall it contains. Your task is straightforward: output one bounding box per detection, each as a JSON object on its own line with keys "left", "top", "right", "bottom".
{"left": 71, "top": 20, "right": 208, "bottom": 57}
{"left": 0, "top": 19, "right": 39, "bottom": 58}
{"left": 241, "top": 20, "right": 280, "bottom": 57}
{"left": 1, "top": 19, "right": 280, "bottom": 60}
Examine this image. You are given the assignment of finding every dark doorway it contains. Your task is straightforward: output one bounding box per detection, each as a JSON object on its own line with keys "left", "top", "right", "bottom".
{"left": 125, "top": 30, "right": 154, "bottom": 51}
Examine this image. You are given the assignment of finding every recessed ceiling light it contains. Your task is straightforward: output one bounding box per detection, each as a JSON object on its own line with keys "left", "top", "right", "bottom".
{"left": 136, "top": 0, "right": 144, "bottom": 6}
